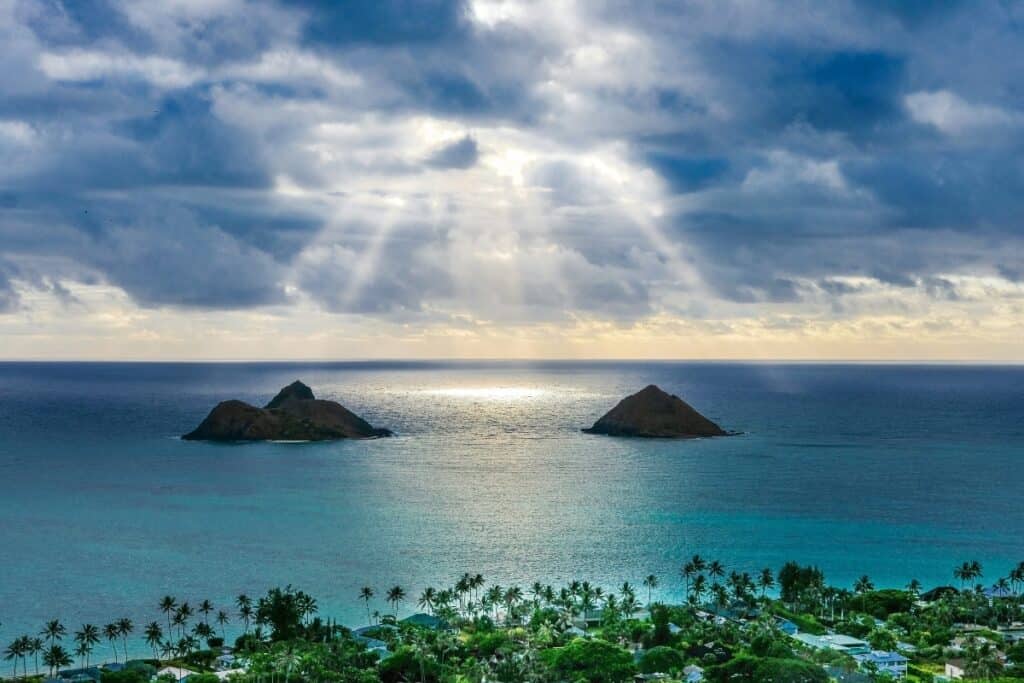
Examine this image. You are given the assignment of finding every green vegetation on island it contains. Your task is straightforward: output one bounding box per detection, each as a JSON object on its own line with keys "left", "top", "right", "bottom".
{"left": 4, "top": 558, "right": 1024, "bottom": 682}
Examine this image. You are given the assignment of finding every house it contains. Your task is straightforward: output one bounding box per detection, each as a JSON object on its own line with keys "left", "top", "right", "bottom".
{"left": 215, "top": 654, "right": 236, "bottom": 671}
{"left": 945, "top": 659, "right": 967, "bottom": 679}
{"left": 776, "top": 618, "right": 799, "bottom": 635}
{"left": 667, "top": 622, "right": 683, "bottom": 635}
{"left": 57, "top": 668, "right": 102, "bottom": 683}
{"left": 853, "top": 650, "right": 908, "bottom": 679}
{"left": 791, "top": 632, "right": 871, "bottom": 655}
{"left": 683, "top": 664, "right": 704, "bottom": 682}
{"left": 564, "top": 625, "right": 587, "bottom": 638}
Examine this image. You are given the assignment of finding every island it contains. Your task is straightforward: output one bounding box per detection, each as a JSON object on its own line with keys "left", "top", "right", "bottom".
{"left": 182, "top": 380, "right": 393, "bottom": 441}
{"left": 583, "top": 384, "right": 728, "bottom": 438}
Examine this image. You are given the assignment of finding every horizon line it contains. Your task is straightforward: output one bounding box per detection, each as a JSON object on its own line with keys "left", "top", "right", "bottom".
{"left": 1, "top": 357, "right": 1024, "bottom": 365}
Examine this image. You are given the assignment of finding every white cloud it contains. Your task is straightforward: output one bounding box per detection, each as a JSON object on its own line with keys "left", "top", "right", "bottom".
{"left": 904, "top": 90, "right": 1019, "bottom": 134}
{"left": 38, "top": 50, "right": 202, "bottom": 88}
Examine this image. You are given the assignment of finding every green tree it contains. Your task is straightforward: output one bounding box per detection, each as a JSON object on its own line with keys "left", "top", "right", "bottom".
{"left": 255, "top": 586, "right": 310, "bottom": 641}
{"left": 40, "top": 621, "right": 66, "bottom": 648}
{"left": 541, "top": 638, "right": 636, "bottom": 683}
{"left": 215, "top": 611, "right": 229, "bottom": 639}
{"left": 359, "top": 587, "right": 375, "bottom": 625}
{"left": 27, "top": 638, "right": 43, "bottom": 675}
{"left": 386, "top": 586, "right": 406, "bottom": 619}
{"left": 758, "top": 568, "right": 775, "bottom": 598}
{"left": 116, "top": 618, "right": 133, "bottom": 662}
{"left": 42, "top": 645, "right": 71, "bottom": 677}
{"left": 159, "top": 596, "right": 177, "bottom": 637}
{"left": 199, "top": 600, "right": 214, "bottom": 626}
{"left": 4, "top": 637, "right": 27, "bottom": 678}
{"left": 236, "top": 594, "right": 253, "bottom": 634}
{"left": 638, "top": 646, "right": 685, "bottom": 675}
{"left": 418, "top": 587, "right": 437, "bottom": 615}
{"left": 74, "top": 625, "right": 100, "bottom": 668}
{"left": 642, "top": 574, "right": 658, "bottom": 605}
{"left": 103, "top": 624, "right": 120, "bottom": 663}
{"left": 144, "top": 622, "right": 163, "bottom": 661}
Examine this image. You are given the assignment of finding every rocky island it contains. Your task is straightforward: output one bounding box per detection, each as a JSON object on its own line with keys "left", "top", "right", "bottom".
{"left": 583, "top": 384, "right": 727, "bottom": 438}
{"left": 183, "top": 380, "right": 393, "bottom": 441}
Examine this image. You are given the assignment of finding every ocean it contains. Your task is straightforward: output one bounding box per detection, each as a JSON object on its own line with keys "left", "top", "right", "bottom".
{"left": 0, "top": 361, "right": 1021, "bottom": 655}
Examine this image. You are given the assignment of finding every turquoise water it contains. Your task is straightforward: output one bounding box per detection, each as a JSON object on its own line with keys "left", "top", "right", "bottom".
{"left": 0, "top": 361, "right": 1022, "bottom": 655}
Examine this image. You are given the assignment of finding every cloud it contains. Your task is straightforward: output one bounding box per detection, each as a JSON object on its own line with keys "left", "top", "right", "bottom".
{"left": 425, "top": 135, "right": 479, "bottom": 169}
{"left": 1, "top": 0, "right": 1024, "bottom": 358}
{"left": 904, "top": 90, "right": 1019, "bottom": 134}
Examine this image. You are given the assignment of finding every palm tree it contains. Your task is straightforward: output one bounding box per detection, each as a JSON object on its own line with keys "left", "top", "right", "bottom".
{"left": 42, "top": 645, "right": 71, "bottom": 677}
{"left": 504, "top": 586, "right": 524, "bottom": 624}
{"left": 296, "top": 593, "right": 317, "bottom": 625}
{"left": 758, "top": 568, "right": 775, "bottom": 598}
{"left": 176, "top": 603, "right": 193, "bottom": 638}
{"left": 418, "top": 587, "right": 437, "bottom": 615}
{"left": 27, "top": 638, "right": 42, "bottom": 676}
{"left": 74, "top": 625, "right": 99, "bottom": 668}
{"left": 193, "top": 622, "right": 214, "bottom": 646}
{"left": 970, "top": 560, "right": 984, "bottom": 587}
{"left": 681, "top": 562, "right": 696, "bottom": 601}
{"left": 906, "top": 579, "right": 921, "bottom": 597}
{"left": 386, "top": 585, "right": 406, "bottom": 618}
{"left": 471, "top": 574, "right": 485, "bottom": 604}
{"left": 103, "top": 624, "right": 120, "bottom": 663}
{"left": 708, "top": 560, "right": 726, "bottom": 586}
{"left": 712, "top": 584, "right": 729, "bottom": 611}
{"left": 215, "top": 611, "right": 229, "bottom": 639}
{"left": 236, "top": 594, "right": 253, "bottom": 635}
{"left": 116, "top": 618, "right": 132, "bottom": 662}
{"left": 159, "top": 596, "right": 178, "bottom": 636}
{"left": 74, "top": 642, "right": 90, "bottom": 669}
{"left": 691, "top": 574, "right": 707, "bottom": 606}
{"left": 144, "top": 622, "right": 163, "bottom": 661}
{"left": 40, "top": 621, "right": 66, "bottom": 648}
{"left": 3, "top": 638, "right": 24, "bottom": 678}
{"left": 955, "top": 561, "right": 984, "bottom": 590}
{"left": 854, "top": 575, "right": 874, "bottom": 612}
{"left": 359, "top": 587, "right": 375, "bottom": 625}
{"left": 485, "top": 585, "right": 504, "bottom": 621}
{"left": 642, "top": 574, "right": 658, "bottom": 605}
{"left": 198, "top": 600, "right": 213, "bottom": 625}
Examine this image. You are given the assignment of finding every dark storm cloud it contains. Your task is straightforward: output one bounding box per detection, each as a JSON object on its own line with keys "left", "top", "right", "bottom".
{"left": 425, "top": 135, "right": 479, "bottom": 169}
{"left": 286, "top": 0, "right": 468, "bottom": 46}
{"left": 1, "top": 0, "right": 1023, "bottom": 319}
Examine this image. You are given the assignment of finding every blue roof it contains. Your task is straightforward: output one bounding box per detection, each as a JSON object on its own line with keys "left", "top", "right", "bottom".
{"left": 856, "top": 650, "right": 908, "bottom": 664}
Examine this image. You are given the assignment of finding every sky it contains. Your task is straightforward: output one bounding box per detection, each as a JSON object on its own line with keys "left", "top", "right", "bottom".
{"left": 1, "top": 0, "right": 1023, "bottom": 360}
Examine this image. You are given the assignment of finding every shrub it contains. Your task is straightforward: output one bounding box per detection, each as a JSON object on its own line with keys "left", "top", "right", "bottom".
{"left": 639, "top": 646, "right": 685, "bottom": 674}
{"left": 541, "top": 638, "right": 636, "bottom": 683}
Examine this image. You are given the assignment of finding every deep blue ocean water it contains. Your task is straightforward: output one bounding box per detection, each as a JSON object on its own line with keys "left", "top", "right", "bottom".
{"left": 1, "top": 361, "right": 1022, "bottom": 656}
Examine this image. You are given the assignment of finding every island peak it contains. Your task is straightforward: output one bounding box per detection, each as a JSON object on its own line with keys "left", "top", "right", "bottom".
{"left": 583, "top": 384, "right": 727, "bottom": 438}
{"left": 266, "top": 379, "right": 316, "bottom": 409}
{"left": 183, "top": 381, "right": 392, "bottom": 441}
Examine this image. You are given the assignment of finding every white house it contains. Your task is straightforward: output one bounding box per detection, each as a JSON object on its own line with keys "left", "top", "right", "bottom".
{"left": 944, "top": 659, "right": 967, "bottom": 679}
{"left": 853, "top": 650, "right": 908, "bottom": 679}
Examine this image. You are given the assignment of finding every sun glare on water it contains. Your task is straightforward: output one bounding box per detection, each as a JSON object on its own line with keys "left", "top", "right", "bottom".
{"left": 427, "top": 386, "right": 550, "bottom": 401}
